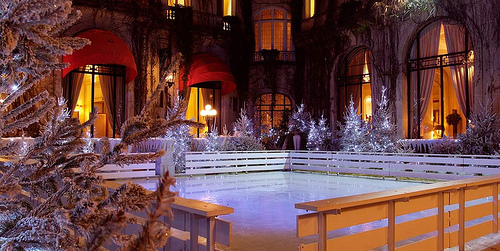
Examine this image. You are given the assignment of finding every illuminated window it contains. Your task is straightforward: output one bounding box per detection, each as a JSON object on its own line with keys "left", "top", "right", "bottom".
{"left": 408, "top": 21, "right": 473, "bottom": 139}
{"left": 254, "top": 93, "right": 292, "bottom": 134}
{"left": 223, "top": 0, "right": 234, "bottom": 16}
{"left": 254, "top": 7, "right": 294, "bottom": 61}
{"left": 305, "top": 0, "right": 315, "bottom": 18}
{"left": 63, "top": 65, "right": 126, "bottom": 138}
{"left": 168, "top": 0, "right": 190, "bottom": 6}
{"left": 338, "top": 48, "right": 373, "bottom": 123}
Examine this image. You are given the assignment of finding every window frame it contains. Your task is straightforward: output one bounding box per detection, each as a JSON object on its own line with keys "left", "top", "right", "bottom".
{"left": 253, "top": 7, "right": 294, "bottom": 61}
{"left": 407, "top": 21, "right": 473, "bottom": 139}
{"left": 254, "top": 93, "right": 292, "bottom": 133}
{"left": 338, "top": 47, "right": 373, "bottom": 123}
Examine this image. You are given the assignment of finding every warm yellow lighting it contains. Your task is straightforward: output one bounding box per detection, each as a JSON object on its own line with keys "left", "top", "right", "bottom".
{"left": 362, "top": 53, "right": 370, "bottom": 83}
{"left": 200, "top": 104, "right": 216, "bottom": 117}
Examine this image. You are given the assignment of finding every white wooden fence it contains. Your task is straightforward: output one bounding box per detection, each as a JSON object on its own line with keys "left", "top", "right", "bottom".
{"left": 185, "top": 150, "right": 500, "bottom": 180}
{"left": 97, "top": 162, "right": 158, "bottom": 180}
{"left": 184, "top": 151, "right": 290, "bottom": 175}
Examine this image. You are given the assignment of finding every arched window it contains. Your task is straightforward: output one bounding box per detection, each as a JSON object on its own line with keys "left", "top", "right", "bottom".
{"left": 254, "top": 93, "right": 292, "bottom": 133}
{"left": 253, "top": 7, "right": 293, "bottom": 61}
{"left": 338, "top": 48, "right": 373, "bottom": 123}
{"left": 408, "top": 20, "right": 473, "bottom": 139}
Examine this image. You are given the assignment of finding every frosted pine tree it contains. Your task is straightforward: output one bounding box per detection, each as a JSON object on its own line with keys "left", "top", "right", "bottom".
{"left": 368, "top": 86, "right": 397, "bottom": 152}
{"left": 317, "top": 115, "right": 332, "bottom": 150}
{"left": 458, "top": 101, "right": 500, "bottom": 155}
{"left": 225, "top": 108, "right": 264, "bottom": 151}
{"left": 233, "top": 108, "right": 254, "bottom": 137}
{"left": 288, "top": 103, "right": 311, "bottom": 134}
{"left": 165, "top": 96, "right": 193, "bottom": 173}
{"left": 0, "top": 2, "right": 193, "bottom": 249}
{"left": 205, "top": 127, "right": 220, "bottom": 152}
{"left": 339, "top": 96, "right": 368, "bottom": 152}
{"left": 306, "top": 120, "right": 319, "bottom": 150}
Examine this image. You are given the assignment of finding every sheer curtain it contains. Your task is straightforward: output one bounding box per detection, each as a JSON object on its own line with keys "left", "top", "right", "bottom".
{"left": 114, "top": 76, "right": 125, "bottom": 135}
{"left": 99, "top": 74, "right": 114, "bottom": 135}
{"left": 410, "top": 22, "right": 441, "bottom": 126}
{"left": 444, "top": 23, "right": 473, "bottom": 115}
{"left": 63, "top": 72, "right": 84, "bottom": 113}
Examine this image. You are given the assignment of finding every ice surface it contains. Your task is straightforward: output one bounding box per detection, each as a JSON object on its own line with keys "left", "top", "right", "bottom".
{"left": 135, "top": 171, "right": 424, "bottom": 251}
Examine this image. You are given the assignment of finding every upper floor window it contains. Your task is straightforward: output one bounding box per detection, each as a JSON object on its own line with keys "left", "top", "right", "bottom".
{"left": 305, "top": 0, "right": 315, "bottom": 18}
{"left": 253, "top": 7, "right": 294, "bottom": 61}
{"left": 167, "top": 0, "right": 190, "bottom": 6}
{"left": 223, "top": 0, "right": 235, "bottom": 16}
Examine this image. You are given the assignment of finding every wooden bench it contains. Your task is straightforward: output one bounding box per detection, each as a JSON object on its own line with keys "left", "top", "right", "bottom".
{"left": 104, "top": 181, "right": 234, "bottom": 251}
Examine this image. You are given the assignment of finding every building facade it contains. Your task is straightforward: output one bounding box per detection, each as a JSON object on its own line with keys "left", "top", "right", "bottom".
{"left": 40, "top": 0, "right": 499, "bottom": 140}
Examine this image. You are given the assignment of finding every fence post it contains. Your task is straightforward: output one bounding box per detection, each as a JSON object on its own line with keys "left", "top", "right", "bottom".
{"left": 388, "top": 200, "right": 395, "bottom": 251}
{"left": 318, "top": 212, "right": 327, "bottom": 251}
{"left": 493, "top": 183, "right": 498, "bottom": 233}
{"left": 438, "top": 191, "right": 445, "bottom": 250}
{"left": 459, "top": 188, "right": 465, "bottom": 251}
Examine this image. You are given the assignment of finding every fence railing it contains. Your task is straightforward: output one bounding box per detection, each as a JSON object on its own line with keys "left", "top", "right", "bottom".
{"left": 184, "top": 150, "right": 500, "bottom": 180}
{"left": 104, "top": 181, "right": 234, "bottom": 251}
{"left": 295, "top": 175, "right": 500, "bottom": 250}
{"left": 184, "top": 150, "right": 289, "bottom": 175}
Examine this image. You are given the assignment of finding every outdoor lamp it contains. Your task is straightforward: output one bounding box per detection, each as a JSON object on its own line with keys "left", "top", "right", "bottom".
{"left": 200, "top": 104, "right": 217, "bottom": 133}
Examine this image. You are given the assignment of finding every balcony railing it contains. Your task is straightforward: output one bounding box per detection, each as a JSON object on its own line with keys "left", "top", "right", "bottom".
{"left": 164, "top": 6, "right": 231, "bottom": 31}
{"left": 253, "top": 51, "right": 296, "bottom": 62}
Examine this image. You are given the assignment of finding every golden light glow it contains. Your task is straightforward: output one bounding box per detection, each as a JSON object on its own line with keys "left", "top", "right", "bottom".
{"left": 223, "top": 0, "right": 232, "bottom": 16}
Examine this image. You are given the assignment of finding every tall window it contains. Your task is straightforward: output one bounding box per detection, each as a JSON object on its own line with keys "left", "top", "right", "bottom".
{"left": 254, "top": 93, "right": 292, "bottom": 134}
{"left": 305, "top": 0, "right": 315, "bottom": 18}
{"left": 63, "top": 65, "right": 126, "bottom": 138}
{"left": 223, "top": 0, "right": 234, "bottom": 16}
{"left": 253, "top": 7, "right": 293, "bottom": 61}
{"left": 408, "top": 21, "right": 473, "bottom": 139}
{"left": 338, "top": 48, "right": 373, "bottom": 123}
{"left": 167, "top": 0, "right": 190, "bottom": 6}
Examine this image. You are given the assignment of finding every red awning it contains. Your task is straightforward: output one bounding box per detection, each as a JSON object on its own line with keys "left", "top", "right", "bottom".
{"left": 179, "top": 53, "right": 236, "bottom": 95}
{"left": 62, "top": 29, "right": 137, "bottom": 84}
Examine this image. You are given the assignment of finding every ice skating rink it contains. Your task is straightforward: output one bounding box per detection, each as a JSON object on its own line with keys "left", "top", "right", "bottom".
{"left": 140, "top": 171, "right": 422, "bottom": 250}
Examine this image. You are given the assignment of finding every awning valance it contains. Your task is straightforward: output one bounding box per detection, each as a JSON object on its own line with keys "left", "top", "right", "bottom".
{"left": 62, "top": 29, "right": 137, "bottom": 84}
{"left": 179, "top": 53, "right": 236, "bottom": 95}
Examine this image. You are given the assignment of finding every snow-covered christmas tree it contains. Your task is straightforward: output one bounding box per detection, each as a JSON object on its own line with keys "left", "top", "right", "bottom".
{"left": 233, "top": 108, "right": 254, "bottom": 137}
{"left": 288, "top": 103, "right": 311, "bottom": 135}
{"left": 165, "top": 96, "right": 193, "bottom": 173}
{"left": 367, "top": 86, "right": 397, "bottom": 152}
{"left": 339, "top": 96, "right": 369, "bottom": 152}
{"left": 458, "top": 101, "right": 500, "bottom": 155}
{"left": 204, "top": 127, "right": 220, "bottom": 152}
{"left": 0, "top": 1, "right": 194, "bottom": 249}
{"left": 307, "top": 115, "right": 332, "bottom": 151}
{"left": 226, "top": 108, "right": 264, "bottom": 151}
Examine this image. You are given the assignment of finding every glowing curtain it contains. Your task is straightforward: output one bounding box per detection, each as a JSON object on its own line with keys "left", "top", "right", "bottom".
{"left": 63, "top": 72, "right": 84, "bottom": 113}
{"left": 410, "top": 23, "right": 441, "bottom": 124}
{"left": 99, "top": 75, "right": 114, "bottom": 134}
{"left": 444, "top": 23, "right": 473, "bottom": 115}
{"left": 347, "top": 51, "right": 365, "bottom": 109}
